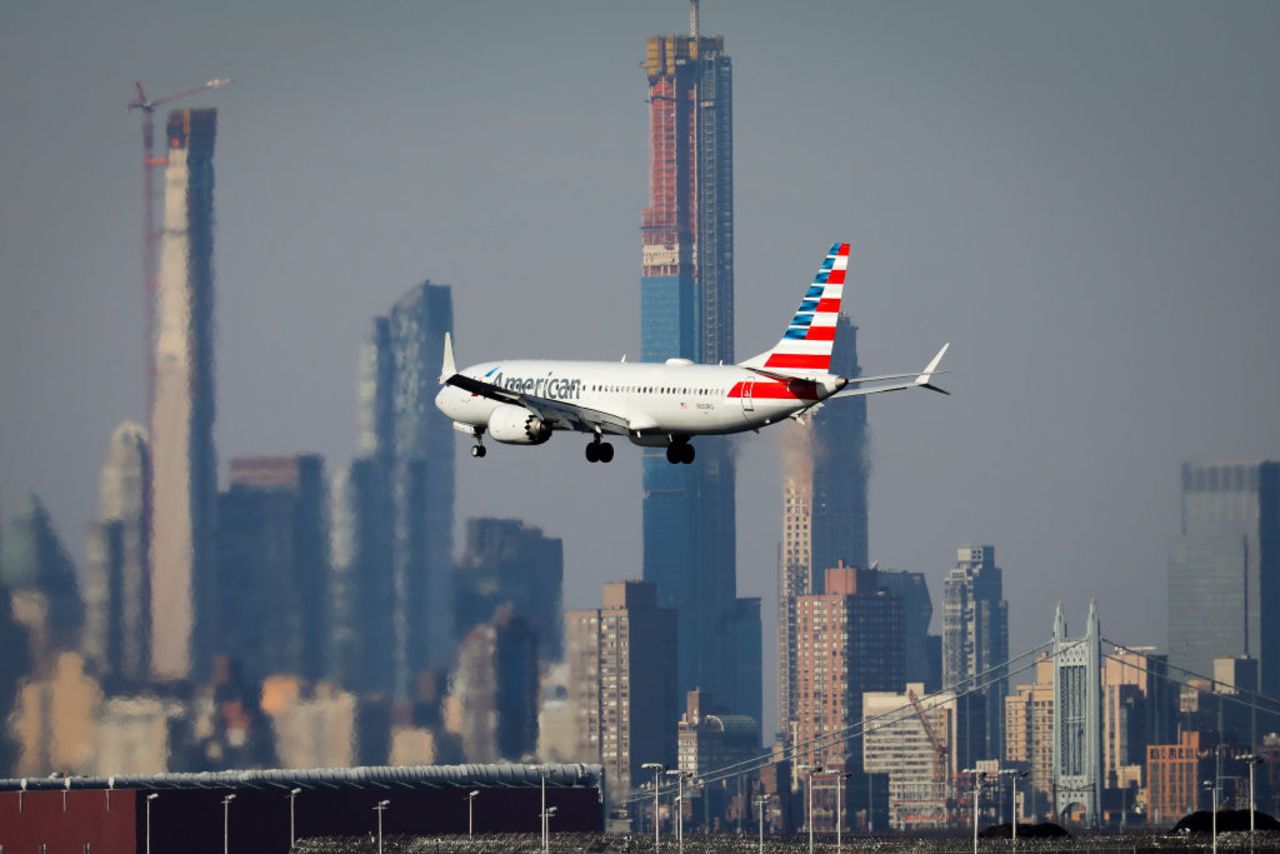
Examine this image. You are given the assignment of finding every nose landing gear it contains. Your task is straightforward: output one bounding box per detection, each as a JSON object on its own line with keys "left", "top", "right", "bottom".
{"left": 470, "top": 443, "right": 487, "bottom": 458}
{"left": 665, "top": 441, "right": 695, "bottom": 465}
{"left": 586, "top": 439, "right": 614, "bottom": 463}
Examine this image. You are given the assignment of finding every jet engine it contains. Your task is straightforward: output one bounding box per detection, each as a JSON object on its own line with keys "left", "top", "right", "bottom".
{"left": 487, "top": 404, "right": 552, "bottom": 445}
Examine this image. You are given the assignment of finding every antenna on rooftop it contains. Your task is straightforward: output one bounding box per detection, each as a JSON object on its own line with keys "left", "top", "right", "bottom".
{"left": 690, "top": 0, "right": 700, "bottom": 39}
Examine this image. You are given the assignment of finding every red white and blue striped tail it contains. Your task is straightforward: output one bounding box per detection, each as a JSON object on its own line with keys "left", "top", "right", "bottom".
{"left": 738, "top": 242, "right": 849, "bottom": 375}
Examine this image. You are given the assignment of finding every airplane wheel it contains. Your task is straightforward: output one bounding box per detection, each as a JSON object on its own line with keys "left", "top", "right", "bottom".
{"left": 599, "top": 443, "right": 614, "bottom": 463}
{"left": 585, "top": 442, "right": 600, "bottom": 463}
{"left": 681, "top": 444, "right": 695, "bottom": 464}
{"left": 666, "top": 445, "right": 681, "bottom": 464}
{"left": 471, "top": 445, "right": 486, "bottom": 458}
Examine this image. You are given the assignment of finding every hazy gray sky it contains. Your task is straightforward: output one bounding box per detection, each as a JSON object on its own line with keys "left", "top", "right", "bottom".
{"left": 3, "top": 1, "right": 1278, "bottom": 735}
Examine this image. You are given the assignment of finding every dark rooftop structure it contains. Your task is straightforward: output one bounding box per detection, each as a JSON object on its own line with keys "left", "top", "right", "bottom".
{"left": 0, "top": 763, "right": 604, "bottom": 853}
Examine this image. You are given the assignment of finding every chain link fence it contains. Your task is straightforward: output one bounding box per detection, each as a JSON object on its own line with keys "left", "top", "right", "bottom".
{"left": 293, "top": 830, "right": 1280, "bottom": 852}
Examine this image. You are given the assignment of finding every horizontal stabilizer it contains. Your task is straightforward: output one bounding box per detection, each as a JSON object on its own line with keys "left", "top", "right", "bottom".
{"left": 913, "top": 343, "right": 950, "bottom": 394}
{"left": 831, "top": 343, "right": 951, "bottom": 399}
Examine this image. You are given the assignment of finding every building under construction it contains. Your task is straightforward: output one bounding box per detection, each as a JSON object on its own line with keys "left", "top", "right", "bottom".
{"left": 640, "top": 3, "right": 759, "bottom": 733}
{"left": 149, "top": 107, "right": 219, "bottom": 683}
{"left": 0, "top": 764, "right": 604, "bottom": 853}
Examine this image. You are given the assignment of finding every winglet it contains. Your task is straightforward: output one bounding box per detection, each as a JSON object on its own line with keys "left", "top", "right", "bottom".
{"left": 914, "top": 343, "right": 951, "bottom": 395}
{"left": 440, "top": 332, "right": 457, "bottom": 384}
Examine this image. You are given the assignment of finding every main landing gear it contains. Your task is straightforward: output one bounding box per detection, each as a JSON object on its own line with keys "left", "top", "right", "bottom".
{"left": 585, "top": 439, "right": 614, "bottom": 463}
{"left": 470, "top": 443, "right": 487, "bottom": 458}
{"left": 666, "top": 442, "right": 695, "bottom": 465}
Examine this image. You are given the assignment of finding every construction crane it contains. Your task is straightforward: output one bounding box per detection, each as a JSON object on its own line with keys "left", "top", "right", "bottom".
{"left": 127, "top": 78, "right": 233, "bottom": 417}
{"left": 907, "top": 688, "right": 949, "bottom": 786}
{"left": 906, "top": 687, "right": 954, "bottom": 828}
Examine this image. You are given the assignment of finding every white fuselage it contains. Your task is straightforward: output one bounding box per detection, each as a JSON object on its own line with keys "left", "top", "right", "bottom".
{"left": 435, "top": 358, "right": 842, "bottom": 442}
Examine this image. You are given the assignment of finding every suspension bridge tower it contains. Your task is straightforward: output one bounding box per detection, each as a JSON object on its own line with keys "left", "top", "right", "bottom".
{"left": 1052, "top": 600, "right": 1103, "bottom": 826}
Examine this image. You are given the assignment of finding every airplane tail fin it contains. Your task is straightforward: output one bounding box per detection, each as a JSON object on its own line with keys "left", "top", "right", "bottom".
{"left": 439, "top": 332, "right": 457, "bottom": 383}
{"left": 738, "top": 242, "right": 849, "bottom": 376}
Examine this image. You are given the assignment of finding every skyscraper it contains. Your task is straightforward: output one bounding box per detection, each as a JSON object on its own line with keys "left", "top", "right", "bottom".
{"left": 566, "top": 581, "right": 677, "bottom": 803}
{"left": 215, "top": 455, "right": 330, "bottom": 683}
{"left": 942, "top": 545, "right": 1008, "bottom": 762}
{"left": 777, "top": 315, "right": 868, "bottom": 737}
{"left": 83, "top": 422, "right": 151, "bottom": 683}
{"left": 641, "top": 22, "right": 740, "bottom": 706}
{"left": 360, "top": 282, "right": 456, "bottom": 689}
{"left": 1168, "top": 461, "right": 1279, "bottom": 693}
{"left": 725, "top": 596, "right": 762, "bottom": 732}
{"left": 455, "top": 518, "right": 564, "bottom": 663}
{"left": 792, "top": 565, "right": 904, "bottom": 812}
{"left": 876, "top": 570, "right": 934, "bottom": 689}
{"left": 447, "top": 604, "right": 539, "bottom": 763}
{"left": 328, "top": 457, "right": 395, "bottom": 694}
{"left": 809, "top": 316, "right": 868, "bottom": 578}
{"left": 149, "top": 108, "right": 218, "bottom": 681}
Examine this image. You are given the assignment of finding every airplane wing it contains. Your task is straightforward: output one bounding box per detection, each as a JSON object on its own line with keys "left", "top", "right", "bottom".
{"left": 445, "top": 372, "right": 632, "bottom": 436}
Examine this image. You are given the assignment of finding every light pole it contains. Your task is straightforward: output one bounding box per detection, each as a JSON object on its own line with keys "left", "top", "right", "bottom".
{"left": 754, "top": 794, "right": 771, "bottom": 854}
{"left": 288, "top": 787, "right": 301, "bottom": 848}
{"left": 641, "top": 762, "right": 666, "bottom": 850}
{"left": 374, "top": 799, "right": 390, "bottom": 854}
{"left": 1010, "top": 772, "right": 1028, "bottom": 845}
{"left": 963, "top": 769, "right": 985, "bottom": 854}
{"left": 797, "top": 764, "right": 822, "bottom": 854}
{"left": 1243, "top": 755, "right": 1265, "bottom": 838}
{"left": 145, "top": 794, "right": 158, "bottom": 854}
{"left": 537, "top": 766, "right": 548, "bottom": 852}
{"left": 1203, "top": 780, "right": 1217, "bottom": 854}
{"left": 817, "top": 769, "right": 853, "bottom": 852}
{"left": 665, "top": 769, "right": 692, "bottom": 853}
{"left": 221, "top": 794, "right": 236, "bottom": 854}
{"left": 539, "top": 805, "right": 558, "bottom": 852}
{"left": 467, "top": 790, "right": 479, "bottom": 840}
{"left": 996, "top": 769, "right": 1020, "bottom": 830}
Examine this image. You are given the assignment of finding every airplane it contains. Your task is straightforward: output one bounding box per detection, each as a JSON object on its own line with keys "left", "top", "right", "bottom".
{"left": 435, "top": 242, "right": 949, "bottom": 464}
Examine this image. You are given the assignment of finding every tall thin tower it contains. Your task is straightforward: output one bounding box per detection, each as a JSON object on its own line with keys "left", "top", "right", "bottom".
{"left": 149, "top": 108, "right": 219, "bottom": 681}
{"left": 128, "top": 79, "right": 231, "bottom": 417}
{"left": 641, "top": 6, "right": 747, "bottom": 712}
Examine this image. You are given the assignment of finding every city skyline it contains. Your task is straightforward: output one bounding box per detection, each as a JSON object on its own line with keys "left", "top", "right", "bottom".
{"left": 3, "top": 0, "right": 1280, "bottom": 745}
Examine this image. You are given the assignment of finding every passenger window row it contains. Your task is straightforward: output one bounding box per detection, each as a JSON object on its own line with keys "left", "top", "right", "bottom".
{"left": 588, "top": 385, "right": 725, "bottom": 396}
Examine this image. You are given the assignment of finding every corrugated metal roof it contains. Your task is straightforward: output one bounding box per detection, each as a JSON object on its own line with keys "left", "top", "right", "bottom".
{"left": 0, "top": 763, "right": 603, "bottom": 792}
